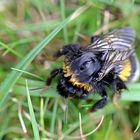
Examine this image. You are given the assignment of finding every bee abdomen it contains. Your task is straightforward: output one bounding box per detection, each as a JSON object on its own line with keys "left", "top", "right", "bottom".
{"left": 57, "top": 75, "right": 89, "bottom": 98}
{"left": 119, "top": 55, "right": 140, "bottom": 82}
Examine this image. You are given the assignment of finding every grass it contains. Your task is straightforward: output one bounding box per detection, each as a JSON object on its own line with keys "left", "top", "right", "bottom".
{"left": 26, "top": 80, "right": 40, "bottom": 140}
{"left": 0, "top": 0, "right": 140, "bottom": 140}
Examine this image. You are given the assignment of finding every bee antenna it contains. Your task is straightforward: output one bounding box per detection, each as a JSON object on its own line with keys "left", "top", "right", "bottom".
{"left": 29, "top": 86, "right": 49, "bottom": 91}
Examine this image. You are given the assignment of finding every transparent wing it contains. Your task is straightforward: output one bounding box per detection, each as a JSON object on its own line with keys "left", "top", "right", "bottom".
{"left": 88, "top": 27, "right": 135, "bottom": 51}
{"left": 88, "top": 27, "right": 136, "bottom": 81}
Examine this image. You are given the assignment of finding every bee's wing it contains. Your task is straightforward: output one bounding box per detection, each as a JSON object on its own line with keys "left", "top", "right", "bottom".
{"left": 89, "top": 27, "right": 135, "bottom": 51}
{"left": 88, "top": 27, "right": 136, "bottom": 81}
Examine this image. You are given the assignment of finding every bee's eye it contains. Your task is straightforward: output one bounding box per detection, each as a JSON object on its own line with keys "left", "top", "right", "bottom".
{"left": 79, "top": 61, "right": 90, "bottom": 71}
{"left": 79, "top": 66, "right": 84, "bottom": 71}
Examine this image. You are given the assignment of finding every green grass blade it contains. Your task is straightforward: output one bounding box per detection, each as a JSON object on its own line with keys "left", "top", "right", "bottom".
{"left": 121, "top": 91, "right": 140, "bottom": 101}
{"left": 0, "top": 5, "right": 90, "bottom": 109}
{"left": 26, "top": 80, "right": 40, "bottom": 140}
{"left": 72, "top": 21, "right": 82, "bottom": 43}
{"left": 60, "top": 0, "right": 69, "bottom": 44}
{"left": 40, "top": 97, "right": 45, "bottom": 138}
{"left": 4, "top": 37, "right": 36, "bottom": 55}
{"left": 34, "top": 0, "right": 46, "bottom": 21}
{"left": 0, "top": 115, "right": 10, "bottom": 140}
{"left": 134, "top": 106, "right": 140, "bottom": 133}
{"left": 11, "top": 67, "right": 44, "bottom": 81}
{"left": 0, "top": 41, "right": 23, "bottom": 58}
{"left": 50, "top": 98, "right": 59, "bottom": 139}
{"left": 104, "top": 120, "right": 112, "bottom": 140}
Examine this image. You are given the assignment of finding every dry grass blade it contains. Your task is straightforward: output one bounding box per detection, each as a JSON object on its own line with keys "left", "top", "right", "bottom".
{"left": 65, "top": 115, "right": 104, "bottom": 139}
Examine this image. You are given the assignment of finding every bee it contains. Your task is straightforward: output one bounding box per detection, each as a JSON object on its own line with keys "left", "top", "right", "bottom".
{"left": 46, "top": 27, "right": 139, "bottom": 112}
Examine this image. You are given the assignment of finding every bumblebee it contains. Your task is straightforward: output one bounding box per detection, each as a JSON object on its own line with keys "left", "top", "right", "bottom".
{"left": 46, "top": 27, "right": 139, "bottom": 112}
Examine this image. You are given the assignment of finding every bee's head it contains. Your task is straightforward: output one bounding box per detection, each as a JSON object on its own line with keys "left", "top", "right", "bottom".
{"left": 70, "top": 52, "right": 101, "bottom": 83}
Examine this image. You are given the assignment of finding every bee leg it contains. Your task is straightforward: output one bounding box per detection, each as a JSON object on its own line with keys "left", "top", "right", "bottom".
{"left": 112, "top": 75, "right": 121, "bottom": 105}
{"left": 112, "top": 72, "right": 119, "bottom": 93}
{"left": 112, "top": 79, "right": 117, "bottom": 94}
{"left": 112, "top": 83, "right": 120, "bottom": 105}
{"left": 54, "top": 49, "right": 64, "bottom": 58}
{"left": 89, "top": 90, "right": 108, "bottom": 112}
{"left": 46, "top": 68, "right": 62, "bottom": 86}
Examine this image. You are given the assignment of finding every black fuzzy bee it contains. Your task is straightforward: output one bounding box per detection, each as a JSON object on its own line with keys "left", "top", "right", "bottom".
{"left": 46, "top": 27, "right": 139, "bottom": 112}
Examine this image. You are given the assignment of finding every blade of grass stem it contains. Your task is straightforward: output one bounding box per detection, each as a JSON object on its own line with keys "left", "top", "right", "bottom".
{"left": 50, "top": 98, "right": 59, "bottom": 140}
{"left": 26, "top": 80, "right": 40, "bottom": 140}
{"left": 134, "top": 106, "right": 140, "bottom": 133}
{"left": 40, "top": 97, "right": 46, "bottom": 138}
{"left": 11, "top": 67, "right": 44, "bottom": 81}
{"left": 0, "top": 41, "right": 23, "bottom": 58}
{"left": 60, "top": 0, "right": 69, "bottom": 43}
